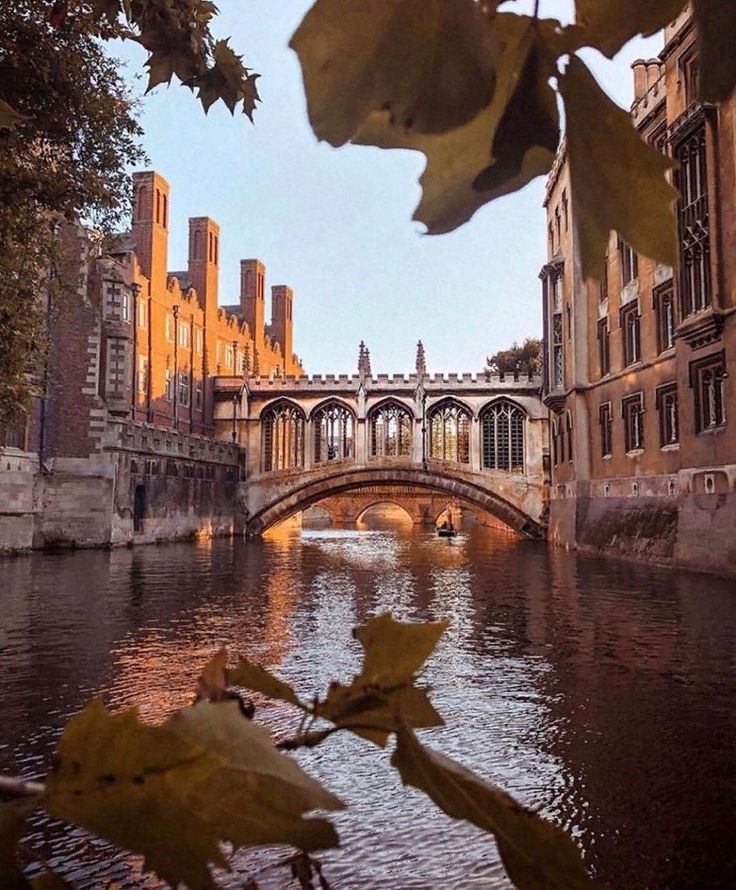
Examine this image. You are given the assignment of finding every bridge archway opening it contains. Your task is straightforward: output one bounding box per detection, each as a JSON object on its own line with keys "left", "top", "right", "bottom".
{"left": 356, "top": 502, "right": 414, "bottom": 530}
{"left": 302, "top": 505, "right": 334, "bottom": 528}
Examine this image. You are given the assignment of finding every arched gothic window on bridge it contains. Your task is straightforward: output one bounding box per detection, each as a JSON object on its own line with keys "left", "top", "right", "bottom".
{"left": 314, "top": 402, "right": 354, "bottom": 462}
{"left": 262, "top": 401, "right": 305, "bottom": 472}
{"left": 370, "top": 401, "right": 412, "bottom": 457}
{"left": 428, "top": 400, "right": 471, "bottom": 463}
{"left": 481, "top": 401, "right": 525, "bottom": 473}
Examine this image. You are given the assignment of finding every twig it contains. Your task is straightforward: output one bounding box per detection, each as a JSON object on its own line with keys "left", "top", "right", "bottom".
{"left": 0, "top": 775, "right": 46, "bottom": 799}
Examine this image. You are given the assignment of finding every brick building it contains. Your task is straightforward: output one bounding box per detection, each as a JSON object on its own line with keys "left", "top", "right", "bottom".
{"left": 0, "top": 169, "right": 304, "bottom": 551}
{"left": 540, "top": 8, "right": 736, "bottom": 576}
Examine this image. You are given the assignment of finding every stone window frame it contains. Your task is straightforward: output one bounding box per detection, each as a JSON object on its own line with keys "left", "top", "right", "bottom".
{"left": 368, "top": 399, "right": 413, "bottom": 459}
{"left": 689, "top": 350, "right": 727, "bottom": 433}
{"left": 597, "top": 316, "right": 610, "bottom": 378}
{"left": 622, "top": 391, "right": 645, "bottom": 453}
{"left": 177, "top": 370, "right": 191, "bottom": 407}
{"left": 656, "top": 382, "right": 679, "bottom": 447}
{"left": 165, "top": 312, "right": 175, "bottom": 342}
{"left": 261, "top": 399, "right": 306, "bottom": 472}
{"left": 599, "top": 401, "right": 613, "bottom": 457}
{"left": 137, "top": 297, "right": 147, "bottom": 329}
{"left": 313, "top": 400, "right": 356, "bottom": 464}
{"left": 564, "top": 409, "right": 574, "bottom": 464}
{"left": 480, "top": 399, "right": 526, "bottom": 474}
{"left": 618, "top": 239, "right": 638, "bottom": 286}
{"left": 653, "top": 281, "right": 676, "bottom": 353}
{"left": 178, "top": 321, "right": 190, "bottom": 349}
{"left": 427, "top": 398, "right": 472, "bottom": 465}
{"left": 674, "top": 118, "right": 710, "bottom": 319}
{"left": 620, "top": 299, "right": 642, "bottom": 367}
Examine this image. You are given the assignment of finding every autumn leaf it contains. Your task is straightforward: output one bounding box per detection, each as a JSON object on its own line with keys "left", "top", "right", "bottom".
{"left": 197, "top": 646, "right": 229, "bottom": 701}
{"left": 574, "top": 0, "right": 685, "bottom": 58}
{"left": 45, "top": 700, "right": 342, "bottom": 890}
{"left": 290, "top": 0, "right": 497, "bottom": 146}
{"left": 167, "top": 701, "right": 344, "bottom": 851}
{"left": 354, "top": 14, "right": 562, "bottom": 233}
{"left": 228, "top": 656, "right": 304, "bottom": 708}
{"left": 353, "top": 613, "right": 449, "bottom": 686}
{"left": 193, "top": 40, "right": 261, "bottom": 119}
{"left": 313, "top": 613, "right": 447, "bottom": 746}
{"left": 392, "top": 725, "right": 600, "bottom": 890}
{"left": 559, "top": 55, "right": 677, "bottom": 280}
{"left": 0, "top": 99, "right": 27, "bottom": 131}
{"left": 0, "top": 804, "right": 27, "bottom": 889}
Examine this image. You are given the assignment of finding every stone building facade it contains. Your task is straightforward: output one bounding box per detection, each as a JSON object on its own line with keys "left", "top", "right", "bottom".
{"left": 541, "top": 8, "right": 736, "bottom": 576}
{"left": 0, "top": 170, "right": 302, "bottom": 551}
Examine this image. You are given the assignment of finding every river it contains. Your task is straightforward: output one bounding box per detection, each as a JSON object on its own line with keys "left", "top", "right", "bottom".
{"left": 2, "top": 518, "right": 736, "bottom": 889}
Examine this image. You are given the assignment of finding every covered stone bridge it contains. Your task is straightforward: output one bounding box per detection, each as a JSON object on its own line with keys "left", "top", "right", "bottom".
{"left": 213, "top": 358, "right": 550, "bottom": 537}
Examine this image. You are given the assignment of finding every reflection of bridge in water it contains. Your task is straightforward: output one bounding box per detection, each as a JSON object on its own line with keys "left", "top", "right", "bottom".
{"left": 214, "top": 345, "right": 550, "bottom": 538}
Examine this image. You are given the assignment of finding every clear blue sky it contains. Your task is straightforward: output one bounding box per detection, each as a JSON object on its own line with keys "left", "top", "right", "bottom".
{"left": 118, "top": 1, "right": 660, "bottom": 374}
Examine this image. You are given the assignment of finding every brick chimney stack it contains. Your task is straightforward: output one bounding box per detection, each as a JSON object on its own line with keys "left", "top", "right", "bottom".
{"left": 240, "top": 259, "right": 265, "bottom": 349}
{"left": 271, "top": 285, "right": 293, "bottom": 372}
{"left": 131, "top": 171, "right": 169, "bottom": 295}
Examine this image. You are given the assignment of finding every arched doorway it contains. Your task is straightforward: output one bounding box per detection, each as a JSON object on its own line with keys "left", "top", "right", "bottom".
{"left": 133, "top": 484, "right": 146, "bottom": 532}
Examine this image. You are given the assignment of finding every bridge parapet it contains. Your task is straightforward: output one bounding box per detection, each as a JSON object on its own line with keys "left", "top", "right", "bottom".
{"left": 214, "top": 372, "right": 542, "bottom": 392}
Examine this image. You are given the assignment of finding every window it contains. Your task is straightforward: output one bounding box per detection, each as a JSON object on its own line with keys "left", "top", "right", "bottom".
{"left": 194, "top": 379, "right": 203, "bottom": 410}
{"left": 622, "top": 393, "right": 645, "bottom": 452}
{"left": 137, "top": 356, "right": 148, "bottom": 396}
{"left": 599, "top": 254, "right": 609, "bottom": 303}
{"left": 654, "top": 284, "right": 676, "bottom": 352}
{"left": 621, "top": 301, "right": 641, "bottom": 366}
{"left": 656, "top": 383, "right": 679, "bottom": 446}
{"left": 683, "top": 52, "right": 701, "bottom": 106}
{"left": 597, "top": 318, "right": 610, "bottom": 377}
{"left": 562, "top": 190, "right": 569, "bottom": 231}
{"left": 314, "top": 402, "right": 354, "bottom": 462}
{"left": 551, "top": 419, "right": 559, "bottom": 467}
{"left": 548, "top": 222, "right": 554, "bottom": 254}
{"left": 676, "top": 124, "right": 710, "bottom": 317}
{"left": 369, "top": 401, "right": 412, "bottom": 457}
{"left": 481, "top": 400, "right": 525, "bottom": 473}
{"left": 691, "top": 352, "right": 727, "bottom": 432}
{"left": 428, "top": 400, "right": 471, "bottom": 464}
{"left": 138, "top": 299, "right": 147, "bottom": 329}
{"left": 565, "top": 409, "right": 573, "bottom": 462}
{"left": 105, "top": 340, "right": 127, "bottom": 396}
{"left": 619, "top": 240, "right": 638, "bottom": 285}
{"left": 165, "top": 313, "right": 175, "bottom": 341}
{"left": 262, "top": 401, "right": 305, "bottom": 471}
{"left": 178, "top": 322, "right": 190, "bottom": 349}
{"left": 195, "top": 328, "right": 204, "bottom": 355}
{"left": 551, "top": 276, "right": 564, "bottom": 389}
{"left": 177, "top": 371, "right": 190, "bottom": 407}
{"left": 224, "top": 346, "right": 234, "bottom": 369}
{"left": 104, "top": 281, "right": 130, "bottom": 322}
{"left": 599, "top": 402, "right": 613, "bottom": 457}
{"left": 164, "top": 368, "right": 175, "bottom": 402}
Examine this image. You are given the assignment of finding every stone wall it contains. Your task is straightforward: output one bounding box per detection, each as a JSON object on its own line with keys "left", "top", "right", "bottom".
{"left": 0, "top": 448, "right": 38, "bottom": 553}
{"left": 550, "top": 464, "right": 736, "bottom": 576}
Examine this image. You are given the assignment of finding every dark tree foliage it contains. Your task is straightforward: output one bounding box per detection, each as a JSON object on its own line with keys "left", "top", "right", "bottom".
{"left": 0, "top": 0, "right": 144, "bottom": 426}
{"left": 486, "top": 336, "right": 542, "bottom": 376}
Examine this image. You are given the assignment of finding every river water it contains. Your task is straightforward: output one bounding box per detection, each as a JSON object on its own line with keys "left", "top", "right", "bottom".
{"left": 2, "top": 520, "right": 736, "bottom": 889}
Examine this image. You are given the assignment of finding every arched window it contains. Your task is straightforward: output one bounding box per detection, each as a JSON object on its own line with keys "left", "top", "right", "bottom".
{"left": 314, "top": 402, "right": 354, "bottom": 462}
{"left": 369, "top": 401, "right": 412, "bottom": 457}
{"left": 262, "top": 401, "right": 305, "bottom": 472}
{"left": 428, "top": 400, "right": 471, "bottom": 463}
{"left": 136, "top": 185, "right": 148, "bottom": 220}
{"left": 481, "top": 400, "right": 525, "bottom": 473}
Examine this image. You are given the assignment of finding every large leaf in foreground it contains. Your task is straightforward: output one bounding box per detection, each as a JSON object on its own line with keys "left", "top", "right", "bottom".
{"left": 354, "top": 14, "right": 561, "bottom": 233}
{"left": 45, "top": 700, "right": 224, "bottom": 890}
{"left": 45, "top": 700, "right": 342, "bottom": 890}
{"left": 0, "top": 804, "right": 27, "bottom": 889}
{"left": 290, "top": 0, "right": 497, "bottom": 146}
{"left": 559, "top": 56, "right": 677, "bottom": 280}
{"left": 315, "top": 613, "right": 447, "bottom": 746}
{"left": 229, "top": 656, "right": 304, "bottom": 708}
{"left": 574, "top": 0, "right": 684, "bottom": 57}
{"left": 392, "top": 726, "right": 600, "bottom": 890}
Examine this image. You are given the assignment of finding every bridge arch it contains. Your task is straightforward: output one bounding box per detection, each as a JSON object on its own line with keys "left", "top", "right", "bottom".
{"left": 246, "top": 465, "right": 545, "bottom": 538}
